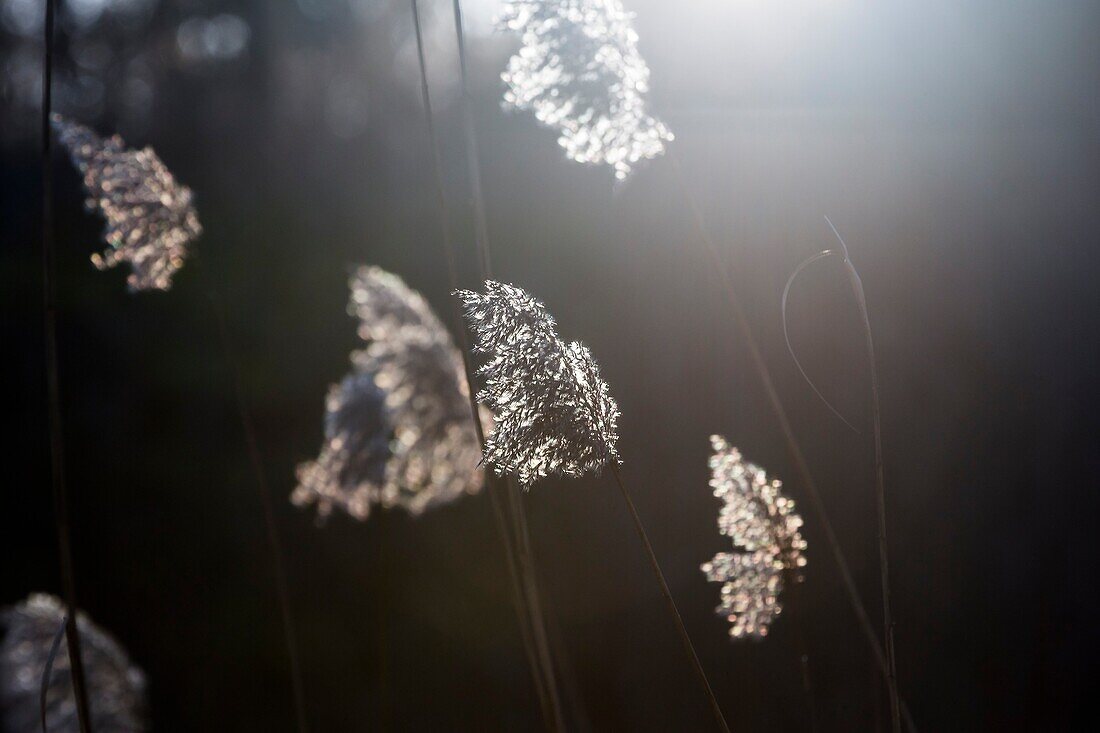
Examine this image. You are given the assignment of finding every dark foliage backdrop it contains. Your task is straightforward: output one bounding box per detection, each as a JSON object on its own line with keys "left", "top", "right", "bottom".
{"left": 2, "top": 1, "right": 1098, "bottom": 730}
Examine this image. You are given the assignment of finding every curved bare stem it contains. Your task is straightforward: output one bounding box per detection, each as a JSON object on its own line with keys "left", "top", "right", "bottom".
{"left": 823, "top": 216, "right": 902, "bottom": 733}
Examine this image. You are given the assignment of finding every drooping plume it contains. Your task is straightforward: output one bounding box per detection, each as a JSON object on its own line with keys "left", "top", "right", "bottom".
{"left": 51, "top": 114, "right": 202, "bottom": 291}
{"left": 456, "top": 280, "right": 620, "bottom": 486}
{"left": 497, "top": 0, "right": 674, "bottom": 180}
{"left": 700, "top": 436, "right": 807, "bottom": 639}
{"left": 0, "top": 594, "right": 147, "bottom": 733}
{"left": 292, "top": 266, "right": 488, "bottom": 520}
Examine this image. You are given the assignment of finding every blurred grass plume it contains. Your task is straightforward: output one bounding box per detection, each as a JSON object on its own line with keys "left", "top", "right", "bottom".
{"left": 701, "top": 436, "right": 807, "bottom": 640}
{"left": 293, "top": 266, "right": 489, "bottom": 520}
{"left": 51, "top": 115, "right": 201, "bottom": 292}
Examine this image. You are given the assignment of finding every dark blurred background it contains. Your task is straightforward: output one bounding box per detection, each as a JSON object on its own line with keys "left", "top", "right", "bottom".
{"left": 2, "top": 0, "right": 1098, "bottom": 730}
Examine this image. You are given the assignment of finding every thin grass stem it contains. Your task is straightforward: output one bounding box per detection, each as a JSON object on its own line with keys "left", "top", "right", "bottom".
{"left": 39, "top": 1, "right": 93, "bottom": 729}
{"left": 786, "top": 575, "right": 819, "bottom": 733}
{"left": 210, "top": 294, "right": 310, "bottom": 733}
{"left": 504, "top": 477, "right": 566, "bottom": 731}
{"left": 608, "top": 465, "right": 730, "bottom": 733}
{"left": 39, "top": 614, "right": 68, "bottom": 733}
{"left": 488, "top": 475, "right": 557, "bottom": 729}
{"left": 449, "top": 0, "right": 492, "bottom": 276}
{"left": 823, "top": 217, "right": 902, "bottom": 733}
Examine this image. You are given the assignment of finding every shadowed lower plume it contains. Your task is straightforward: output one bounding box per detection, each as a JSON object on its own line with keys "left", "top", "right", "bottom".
{"left": 0, "top": 594, "right": 146, "bottom": 733}
{"left": 700, "top": 436, "right": 808, "bottom": 640}
{"left": 293, "top": 266, "right": 489, "bottom": 520}
{"left": 51, "top": 115, "right": 202, "bottom": 292}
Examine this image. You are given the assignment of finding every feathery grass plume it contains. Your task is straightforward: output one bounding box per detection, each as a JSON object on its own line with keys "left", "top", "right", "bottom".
{"left": 51, "top": 114, "right": 202, "bottom": 291}
{"left": 292, "top": 266, "right": 488, "bottom": 520}
{"left": 497, "top": 0, "right": 674, "bottom": 180}
{"left": 0, "top": 594, "right": 146, "bottom": 733}
{"left": 456, "top": 280, "right": 620, "bottom": 486}
{"left": 700, "top": 435, "right": 808, "bottom": 639}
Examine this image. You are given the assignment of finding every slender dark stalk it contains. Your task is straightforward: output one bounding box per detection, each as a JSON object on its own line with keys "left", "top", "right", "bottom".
{"left": 409, "top": 0, "right": 461, "bottom": 297}
{"left": 542, "top": 588, "right": 592, "bottom": 732}
{"left": 667, "top": 152, "right": 918, "bottom": 732}
{"left": 445, "top": 7, "right": 570, "bottom": 727}
{"left": 210, "top": 296, "right": 309, "bottom": 733}
{"left": 488, "top": 475, "right": 556, "bottom": 730}
{"left": 607, "top": 465, "right": 729, "bottom": 732}
{"left": 823, "top": 217, "right": 902, "bottom": 733}
{"left": 786, "top": 576, "right": 819, "bottom": 733}
{"left": 369, "top": 512, "right": 393, "bottom": 731}
{"left": 408, "top": 4, "right": 562, "bottom": 729}
{"left": 504, "top": 476, "right": 565, "bottom": 731}
{"left": 800, "top": 653, "right": 819, "bottom": 733}
{"left": 40, "top": 2, "right": 93, "bottom": 730}
{"left": 40, "top": 615, "right": 68, "bottom": 733}
{"left": 873, "top": 651, "right": 885, "bottom": 732}
{"left": 450, "top": 0, "right": 492, "bottom": 276}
